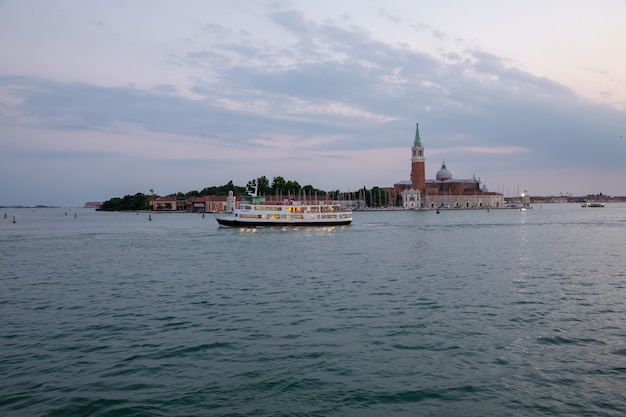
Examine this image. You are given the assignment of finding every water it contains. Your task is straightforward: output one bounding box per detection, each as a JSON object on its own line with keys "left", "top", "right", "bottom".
{"left": 2, "top": 205, "right": 626, "bottom": 416}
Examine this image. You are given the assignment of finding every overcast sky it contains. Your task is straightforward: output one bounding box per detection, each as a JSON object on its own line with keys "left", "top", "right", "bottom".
{"left": 1, "top": 0, "right": 625, "bottom": 206}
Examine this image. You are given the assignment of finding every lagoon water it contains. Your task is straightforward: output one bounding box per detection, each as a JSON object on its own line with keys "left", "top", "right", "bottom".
{"left": 1, "top": 204, "right": 626, "bottom": 416}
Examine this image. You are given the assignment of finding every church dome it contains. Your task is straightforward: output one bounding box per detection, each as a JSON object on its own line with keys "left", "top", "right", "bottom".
{"left": 436, "top": 162, "right": 452, "bottom": 181}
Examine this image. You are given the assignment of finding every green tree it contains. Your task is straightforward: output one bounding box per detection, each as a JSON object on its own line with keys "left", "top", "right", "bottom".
{"left": 271, "top": 176, "right": 287, "bottom": 195}
{"left": 99, "top": 193, "right": 150, "bottom": 211}
{"left": 285, "top": 180, "right": 302, "bottom": 198}
{"left": 302, "top": 184, "right": 326, "bottom": 197}
{"left": 201, "top": 180, "right": 244, "bottom": 196}
{"left": 371, "top": 186, "right": 387, "bottom": 207}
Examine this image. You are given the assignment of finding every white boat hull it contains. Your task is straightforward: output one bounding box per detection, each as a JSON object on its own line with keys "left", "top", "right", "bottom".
{"left": 215, "top": 215, "right": 352, "bottom": 227}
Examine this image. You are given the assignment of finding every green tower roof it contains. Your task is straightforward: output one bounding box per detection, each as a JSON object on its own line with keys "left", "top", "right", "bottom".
{"left": 414, "top": 123, "right": 421, "bottom": 144}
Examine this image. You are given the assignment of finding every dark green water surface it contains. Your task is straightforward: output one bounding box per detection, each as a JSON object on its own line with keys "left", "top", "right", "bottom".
{"left": 2, "top": 204, "right": 626, "bottom": 416}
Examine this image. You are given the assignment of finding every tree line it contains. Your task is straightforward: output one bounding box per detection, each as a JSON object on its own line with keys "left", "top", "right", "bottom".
{"left": 98, "top": 176, "right": 335, "bottom": 211}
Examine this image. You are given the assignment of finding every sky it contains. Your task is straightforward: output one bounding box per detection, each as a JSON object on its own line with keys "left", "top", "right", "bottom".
{"left": 1, "top": 0, "right": 625, "bottom": 206}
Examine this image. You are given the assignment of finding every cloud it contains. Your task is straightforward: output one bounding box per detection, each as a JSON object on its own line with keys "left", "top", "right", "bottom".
{"left": 270, "top": 10, "right": 314, "bottom": 34}
{"left": 0, "top": 1, "right": 625, "bottom": 205}
{"left": 456, "top": 146, "right": 530, "bottom": 155}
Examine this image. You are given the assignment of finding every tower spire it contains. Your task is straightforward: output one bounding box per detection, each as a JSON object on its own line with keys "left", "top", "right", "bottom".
{"left": 414, "top": 123, "right": 421, "bottom": 144}
{"left": 410, "top": 122, "right": 426, "bottom": 194}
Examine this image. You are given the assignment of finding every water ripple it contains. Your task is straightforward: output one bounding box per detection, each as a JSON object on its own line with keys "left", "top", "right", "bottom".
{"left": 2, "top": 206, "right": 626, "bottom": 416}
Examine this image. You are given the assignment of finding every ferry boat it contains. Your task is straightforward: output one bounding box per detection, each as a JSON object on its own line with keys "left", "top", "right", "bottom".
{"left": 214, "top": 183, "right": 352, "bottom": 227}
{"left": 215, "top": 200, "right": 352, "bottom": 227}
{"left": 581, "top": 202, "right": 605, "bottom": 208}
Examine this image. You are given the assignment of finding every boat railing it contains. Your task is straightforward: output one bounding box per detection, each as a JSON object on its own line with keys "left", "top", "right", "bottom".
{"left": 255, "top": 200, "right": 352, "bottom": 212}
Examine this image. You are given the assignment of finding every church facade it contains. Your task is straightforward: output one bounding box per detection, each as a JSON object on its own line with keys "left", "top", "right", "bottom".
{"left": 396, "top": 124, "right": 505, "bottom": 209}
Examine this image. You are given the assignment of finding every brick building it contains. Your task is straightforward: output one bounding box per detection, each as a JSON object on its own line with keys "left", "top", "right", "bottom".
{"left": 396, "top": 123, "right": 505, "bottom": 209}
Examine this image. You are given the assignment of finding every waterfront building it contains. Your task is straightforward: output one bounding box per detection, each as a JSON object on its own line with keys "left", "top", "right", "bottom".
{"left": 396, "top": 123, "right": 505, "bottom": 209}
{"left": 149, "top": 195, "right": 235, "bottom": 212}
{"left": 150, "top": 196, "right": 179, "bottom": 211}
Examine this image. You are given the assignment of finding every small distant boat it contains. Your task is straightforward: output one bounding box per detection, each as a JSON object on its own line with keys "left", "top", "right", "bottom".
{"left": 581, "top": 202, "right": 605, "bottom": 208}
{"left": 519, "top": 190, "right": 533, "bottom": 210}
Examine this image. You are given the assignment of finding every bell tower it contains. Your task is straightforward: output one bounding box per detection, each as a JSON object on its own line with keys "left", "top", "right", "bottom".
{"left": 410, "top": 123, "right": 426, "bottom": 193}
